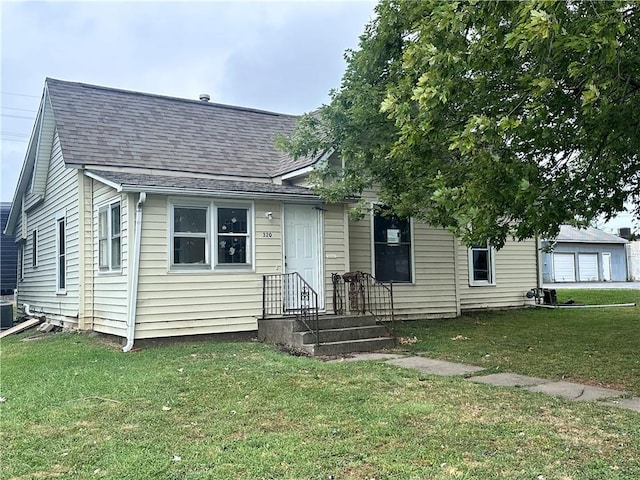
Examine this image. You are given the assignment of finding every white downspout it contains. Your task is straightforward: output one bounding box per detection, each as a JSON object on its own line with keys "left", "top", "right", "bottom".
{"left": 123, "top": 192, "right": 146, "bottom": 352}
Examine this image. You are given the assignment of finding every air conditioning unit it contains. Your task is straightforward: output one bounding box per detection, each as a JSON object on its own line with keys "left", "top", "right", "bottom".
{"left": 618, "top": 227, "right": 632, "bottom": 239}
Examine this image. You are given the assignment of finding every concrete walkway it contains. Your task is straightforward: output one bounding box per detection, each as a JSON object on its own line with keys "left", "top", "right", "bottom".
{"left": 329, "top": 353, "right": 640, "bottom": 413}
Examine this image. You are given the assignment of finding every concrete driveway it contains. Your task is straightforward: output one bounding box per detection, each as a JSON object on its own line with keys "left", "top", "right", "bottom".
{"left": 544, "top": 282, "right": 640, "bottom": 290}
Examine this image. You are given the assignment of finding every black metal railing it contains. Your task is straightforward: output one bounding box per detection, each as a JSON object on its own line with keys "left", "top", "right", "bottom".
{"left": 332, "top": 271, "right": 395, "bottom": 333}
{"left": 262, "top": 272, "right": 320, "bottom": 345}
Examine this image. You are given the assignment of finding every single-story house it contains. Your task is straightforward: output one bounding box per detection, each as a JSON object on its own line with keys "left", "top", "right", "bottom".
{"left": 542, "top": 225, "right": 629, "bottom": 282}
{"left": 5, "top": 79, "right": 538, "bottom": 350}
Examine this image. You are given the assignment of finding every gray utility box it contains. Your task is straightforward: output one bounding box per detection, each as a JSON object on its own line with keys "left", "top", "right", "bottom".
{"left": 0, "top": 302, "right": 13, "bottom": 329}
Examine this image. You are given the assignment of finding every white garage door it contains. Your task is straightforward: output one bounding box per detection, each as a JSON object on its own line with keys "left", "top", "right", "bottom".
{"left": 553, "top": 253, "right": 576, "bottom": 282}
{"left": 578, "top": 254, "right": 599, "bottom": 281}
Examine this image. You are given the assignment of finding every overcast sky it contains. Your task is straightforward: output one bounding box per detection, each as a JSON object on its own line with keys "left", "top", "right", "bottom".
{"left": 1, "top": 1, "right": 635, "bottom": 232}
{"left": 0, "top": 0, "right": 376, "bottom": 202}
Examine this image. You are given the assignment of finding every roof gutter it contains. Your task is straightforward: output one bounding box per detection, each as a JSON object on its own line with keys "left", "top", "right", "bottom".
{"left": 118, "top": 185, "right": 320, "bottom": 202}
{"left": 123, "top": 192, "right": 146, "bottom": 352}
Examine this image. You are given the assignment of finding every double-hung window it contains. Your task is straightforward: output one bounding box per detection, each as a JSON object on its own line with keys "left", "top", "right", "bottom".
{"left": 169, "top": 201, "right": 252, "bottom": 270}
{"left": 468, "top": 243, "right": 495, "bottom": 286}
{"left": 216, "top": 207, "right": 249, "bottom": 266}
{"left": 373, "top": 206, "right": 412, "bottom": 282}
{"left": 172, "top": 205, "right": 210, "bottom": 266}
{"left": 98, "top": 202, "right": 122, "bottom": 271}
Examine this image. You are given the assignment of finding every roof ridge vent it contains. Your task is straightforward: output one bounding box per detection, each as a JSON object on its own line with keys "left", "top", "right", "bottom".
{"left": 199, "top": 93, "right": 210, "bottom": 102}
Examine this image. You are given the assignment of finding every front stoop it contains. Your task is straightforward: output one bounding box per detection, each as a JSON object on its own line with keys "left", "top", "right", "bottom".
{"left": 258, "top": 314, "right": 396, "bottom": 356}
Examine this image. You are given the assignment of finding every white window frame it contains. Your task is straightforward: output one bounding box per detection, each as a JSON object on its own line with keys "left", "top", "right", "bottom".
{"left": 170, "top": 201, "right": 211, "bottom": 269}
{"left": 98, "top": 200, "right": 122, "bottom": 272}
{"left": 168, "top": 199, "right": 254, "bottom": 272}
{"left": 468, "top": 243, "right": 496, "bottom": 286}
{"left": 55, "top": 211, "right": 66, "bottom": 294}
{"left": 32, "top": 229, "right": 38, "bottom": 268}
{"left": 214, "top": 203, "right": 252, "bottom": 269}
{"left": 370, "top": 204, "right": 414, "bottom": 283}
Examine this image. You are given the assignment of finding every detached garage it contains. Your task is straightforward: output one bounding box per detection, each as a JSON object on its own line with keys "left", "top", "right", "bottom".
{"left": 542, "top": 226, "right": 629, "bottom": 283}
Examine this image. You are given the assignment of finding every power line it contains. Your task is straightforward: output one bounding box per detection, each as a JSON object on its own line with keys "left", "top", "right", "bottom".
{"left": 1, "top": 91, "right": 39, "bottom": 98}
{"left": 1, "top": 137, "right": 29, "bottom": 143}
{"left": 1, "top": 113, "right": 33, "bottom": 119}
{"left": 1, "top": 131, "right": 30, "bottom": 137}
{"left": 1, "top": 106, "right": 37, "bottom": 113}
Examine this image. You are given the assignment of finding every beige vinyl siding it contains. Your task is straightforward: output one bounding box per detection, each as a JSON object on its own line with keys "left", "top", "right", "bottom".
{"left": 323, "top": 203, "right": 348, "bottom": 311}
{"left": 458, "top": 239, "right": 538, "bottom": 310}
{"left": 78, "top": 174, "right": 93, "bottom": 329}
{"left": 255, "top": 200, "right": 283, "bottom": 275}
{"left": 348, "top": 211, "right": 458, "bottom": 319}
{"left": 348, "top": 212, "right": 372, "bottom": 274}
{"left": 133, "top": 195, "right": 283, "bottom": 339}
{"left": 91, "top": 182, "right": 129, "bottom": 336}
{"left": 17, "top": 131, "right": 80, "bottom": 327}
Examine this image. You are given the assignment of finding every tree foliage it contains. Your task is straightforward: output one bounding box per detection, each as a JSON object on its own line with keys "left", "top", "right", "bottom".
{"left": 280, "top": 0, "right": 640, "bottom": 248}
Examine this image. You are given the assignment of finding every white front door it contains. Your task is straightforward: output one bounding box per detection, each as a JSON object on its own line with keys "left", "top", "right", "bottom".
{"left": 284, "top": 204, "right": 323, "bottom": 307}
{"left": 602, "top": 252, "right": 612, "bottom": 281}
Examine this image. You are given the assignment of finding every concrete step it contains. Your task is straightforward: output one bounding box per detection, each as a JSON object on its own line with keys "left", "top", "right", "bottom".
{"left": 302, "top": 337, "right": 396, "bottom": 356}
{"left": 292, "top": 314, "right": 377, "bottom": 332}
{"left": 299, "top": 325, "right": 390, "bottom": 344}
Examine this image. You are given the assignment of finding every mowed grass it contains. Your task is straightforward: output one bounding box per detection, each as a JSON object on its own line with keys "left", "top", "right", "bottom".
{"left": 1, "top": 329, "right": 639, "bottom": 479}
{"left": 396, "top": 289, "right": 640, "bottom": 395}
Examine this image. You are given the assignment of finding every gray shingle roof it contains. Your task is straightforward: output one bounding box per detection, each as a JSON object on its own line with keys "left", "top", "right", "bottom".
{"left": 87, "top": 170, "right": 318, "bottom": 198}
{"left": 555, "top": 225, "right": 628, "bottom": 244}
{"left": 46, "top": 78, "right": 316, "bottom": 178}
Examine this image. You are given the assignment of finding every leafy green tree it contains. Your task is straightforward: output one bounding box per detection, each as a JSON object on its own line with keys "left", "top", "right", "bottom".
{"left": 280, "top": 0, "right": 639, "bottom": 248}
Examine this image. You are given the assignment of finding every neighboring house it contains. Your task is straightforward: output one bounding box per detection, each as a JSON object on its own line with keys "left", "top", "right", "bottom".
{"left": 4, "top": 79, "right": 538, "bottom": 348}
{"left": 542, "top": 225, "right": 629, "bottom": 283}
{"left": 1, "top": 202, "right": 18, "bottom": 295}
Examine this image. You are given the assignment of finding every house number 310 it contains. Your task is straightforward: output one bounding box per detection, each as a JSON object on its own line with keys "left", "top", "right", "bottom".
{"left": 263, "top": 232, "right": 273, "bottom": 238}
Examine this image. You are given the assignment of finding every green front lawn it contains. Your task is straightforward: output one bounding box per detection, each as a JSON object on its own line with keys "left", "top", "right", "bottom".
{"left": 2, "top": 326, "right": 639, "bottom": 479}
{"left": 395, "top": 289, "right": 640, "bottom": 395}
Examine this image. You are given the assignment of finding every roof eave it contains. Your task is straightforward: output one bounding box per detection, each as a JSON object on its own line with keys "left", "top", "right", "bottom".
{"left": 118, "top": 184, "right": 321, "bottom": 202}
{"left": 554, "top": 239, "right": 628, "bottom": 244}
{"left": 4, "top": 89, "right": 48, "bottom": 236}
{"left": 86, "top": 170, "right": 320, "bottom": 201}
{"left": 275, "top": 148, "right": 334, "bottom": 179}
{"left": 84, "top": 170, "right": 123, "bottom": 192}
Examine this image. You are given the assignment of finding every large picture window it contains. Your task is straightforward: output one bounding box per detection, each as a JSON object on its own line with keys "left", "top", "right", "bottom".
{"left": 468, "top": 243, "right": 495, "bottom": 285}
{"left": 169, "top": 201, "right": 252, "bottom": 270}
{"left": 98, "top": 202, "right": 121, "bottom": 271}
{"left": 373, "top": 207, "right": 412, "bottom": 283}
